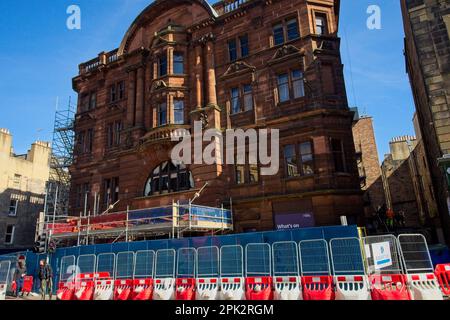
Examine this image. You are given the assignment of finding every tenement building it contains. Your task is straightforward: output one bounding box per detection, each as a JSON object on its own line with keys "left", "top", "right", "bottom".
{"left": 70, "top": 0, "right": 363, "bottom": 233}
{"left": 351, "top": 110, "right": 385, "bottom": 219}
{"left": 401, "top": 0, "right": 450, "bottom": 243}
{"left": 0, "top": 129, "right": 51, "bottom": 251}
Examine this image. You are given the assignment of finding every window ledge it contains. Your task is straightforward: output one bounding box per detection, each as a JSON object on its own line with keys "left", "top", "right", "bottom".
{"left": 230, "top": 109, "right": 254, "bottom": 117}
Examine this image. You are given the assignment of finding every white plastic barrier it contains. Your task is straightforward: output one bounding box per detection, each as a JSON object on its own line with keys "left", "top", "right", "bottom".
{"left": 407, "top": 274, "right": 443, "bottom": 300}
{"left": 94, "top": 253, "right": 116, "bottom": 301}
{"left": 334, "top": 275, "right": 371, "bottom": 300}
{"left": 153, "top": 278, "right": 176, "bottom": 300}
{"left": 397, "top": 234, "right": 443, "bottom": 300}
{"left": 153, "top": 249, "right": 176, "bottom": 300}
{"left": 274, "top": 276, "right": 302, "bottom": 300}
{"left": 94, "top": 279, "right": 114, "bottom": 301}
{"left": 220, "top": 277, "right": 246, "bottom": 300}
{"left": 0, "top": 261, "right": 10, "bottom": 300}
{"left": 220, "top": 245, "right": 245, "bottom": 300}
{"left": 196, "top": 246, "right": 220, "bottom": 300}
{"left": 272, "top": 242, "right": 302, "bottom": 300}
{"left": 330, "top": 238, "right": 371, "bottom": 300}
{"left": 196, "top": 278, "right": 219, "bottom": 300}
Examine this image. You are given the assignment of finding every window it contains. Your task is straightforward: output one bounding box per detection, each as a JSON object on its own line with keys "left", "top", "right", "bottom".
{"left": 234, "top": 161, "right": 260, "bottom": 185}
{"left": 286, "top": 18, "right": 300, "bottom": 40}
{"left": 5, "top": 225, "right": 15, "bottom": 245}
{"left": 235, "top": 165, "right": 245, "bottom": 185}
{"left": 299, "top": 142, "right": 314, "bottom": 175}
{"left": 144, "top": 161, "right": 193, "bottom": 196}
{"left": 13, "top": 174, "right": 21, "bottom": 187}
{"left": 103, "top": 178, "right": 119, "bottom": 207}
{"left": 174, "top": 100, "right": 184, "bottom": 124}
{"left": 76, "top": 183, "right": 90, "bottom": 209}
{"left": 86, "top": 129, "right": 93, "bottom": 153}
{"left": 249, "top": 164, "right": 259, "bottom": 183}
{"left": 9, "top": 198, "right": 18, "bottom": 216}
{"left": 80, "top": 92, "right": 96, "bottom": 112}
{"left": 110, "top": 85, "right": 117, "bottom": 103}
{"left": 276, "top": 70, "right": 305, "bottom": 104}
{"left": 158, "top": 103, "right": 167, "bottom": 126}
{"left": 118, "top": 81, "right": 125, "bottom": 100}
{"left": 107, "top": 121, "right": 122, "bottom": 148}
{"left": 228, "top": 39, "right": 238, "bottom": 62}
{"left": 89, "top": 92, "right": 97, "bottom": 110}
{"left": 109, "top": 81, "right": 125, "bottom": 103}
{"left": 284, "top": 145, "right": 298, "bottom": 177}
{"left": 273, "top": 23, "right": 285, "bottom": 46}
{"left": 240, "top": 35, "right": 249, "bottom": 58}
{"left": 273, "top": 18, "right": 300, "bottom": 46}
{"left": 331, "top": 138, "right": 346, "bottom": 172}
{"left": 292, "top": 70, "right": 305, "bottom": 98}
{"left": 173, "top": 53, "right": 184, "bottom": 74}
{"left": 315, "top": 13, "right": 328, "bottom": 35}
{"left": 159, "top": 53, "right": 168, "bottom": 77}
{"left": 277, "top": 74, "right": 290, "bottom": 103}
{"left": 231, "top": 87, "right": 240, "bottom": 114}
{"left": 284, "top": 142, "right": 315, "bottom": 177}
{"left": 243, "top": 84, "right": 253, "bottom": 111}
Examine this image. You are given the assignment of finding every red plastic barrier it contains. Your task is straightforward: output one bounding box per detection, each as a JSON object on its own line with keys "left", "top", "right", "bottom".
{"left": 114, "top": 279, "right": 133, "bottom": 300}
{"left": 245, "top": 277, "right": 273, "bottom": 300}
{"left": 176, "top": 278, "right": 196, "bottom": 300}
{"left": 302, "top": 276, "right": 335, "bottom": 300}
{"left": 57, "top": 282, "right": 75, "bottom": 300}
{"left": 75, "top": 274, "right": 95, "bottom": 301}
{"left": 369, "top": 274, "right": 411, "bottom": 300}
{"left": 22, "top": 276, "right": 34, "bottom": 295}
{"left": 435, "top": 264, "right": 450, "bottom": 296}
{"left": 132, "top": 279, "right": 153, "bottom": 301}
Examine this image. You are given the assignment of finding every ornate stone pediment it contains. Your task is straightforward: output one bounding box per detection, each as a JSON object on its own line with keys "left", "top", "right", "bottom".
{"left": 267, "top": 45, "right": 305, "bottom": 65}
{"left": 221, "top": 61, "right": 256, "bottom": 79}
{"left": 76, "top": 112, "right": 95, "bottom": 122}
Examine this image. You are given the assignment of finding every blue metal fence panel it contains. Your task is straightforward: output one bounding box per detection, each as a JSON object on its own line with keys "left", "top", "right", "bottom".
{"left": 329, "top": 238, "right": 365, "bottom": 275}
{"left": 0, "top": 225, "right": 358, "bottom": 293}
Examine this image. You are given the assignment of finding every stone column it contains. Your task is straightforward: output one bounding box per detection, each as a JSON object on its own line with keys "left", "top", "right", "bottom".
{"left": 205, "top": 40, "right": 217, "bottom": 107}
{"left": 126, "top": 69, "right": 136, "bottom": 127}
{"left": 135, "top": 66, "right": 145, "bottom": 127}
{"left": 168, "top": 48, "right": 174, "bottom": 75}
{"left": 195, "top": 45, "right": 203, "bottom": 109}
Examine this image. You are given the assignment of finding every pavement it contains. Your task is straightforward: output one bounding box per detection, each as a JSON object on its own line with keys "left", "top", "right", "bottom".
{"left": 5, "top": 293, "right": 56, "bottom": 301}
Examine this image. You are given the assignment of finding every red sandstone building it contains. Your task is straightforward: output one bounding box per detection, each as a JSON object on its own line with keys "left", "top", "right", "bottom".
{"left": 70, "top": 0, "right": 363, "bottom": 233}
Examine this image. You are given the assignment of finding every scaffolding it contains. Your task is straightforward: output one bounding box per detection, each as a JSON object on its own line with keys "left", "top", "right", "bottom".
{"left": 44, "top": 98, "right": 75, "bottom": 227}
{"left": 45, "top": 203, "right": 234, "bottom": 246}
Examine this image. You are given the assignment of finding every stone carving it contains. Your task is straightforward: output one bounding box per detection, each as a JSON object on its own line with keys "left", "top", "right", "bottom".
{"left": 222, "top": 61, "right": 256, "bottom": 78}
{"left": 151, "top": 80, "right": 168, "bottom": 91}
{"left": 270, "top": 44, "right": 303, "bottom": 61}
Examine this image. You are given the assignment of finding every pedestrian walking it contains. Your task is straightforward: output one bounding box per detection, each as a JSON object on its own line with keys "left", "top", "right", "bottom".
{"left": 13, "top": 260, "right": 27, "bottom": 297}
{"left": 38, "top": 259, "right": 53, "bottom": 300}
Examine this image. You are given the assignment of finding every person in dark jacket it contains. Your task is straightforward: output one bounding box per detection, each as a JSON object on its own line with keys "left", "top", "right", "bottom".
{"left": 38, "top": 259, "right": 53, "bottom": 300}
{"left": 13, "top": 260, "right": 27, "bottom": 297}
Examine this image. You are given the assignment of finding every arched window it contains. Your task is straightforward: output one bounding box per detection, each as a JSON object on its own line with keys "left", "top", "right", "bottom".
{"left": 144, "top": 161, "right": 194, "bottom": 196}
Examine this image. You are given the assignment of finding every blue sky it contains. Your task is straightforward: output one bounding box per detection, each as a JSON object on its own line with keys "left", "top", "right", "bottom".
{"left": 0, "top": 0, "right": 415, "bottom": 160}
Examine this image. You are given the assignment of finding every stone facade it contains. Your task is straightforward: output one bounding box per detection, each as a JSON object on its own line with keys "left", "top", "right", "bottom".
{"left": 401, "top": 0, "right": 450, "bottom": 243}
{"left": 352, "top": 113, "right": 385, "bottom": 217}
{"left": 381, "top": 136, "right": 421, "bottom": 228}
{"left": 0, "top": 129, "right": 50, "bottom": 251}
{"left": 70, "top": 0, "right": 363, "bottom": 233}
